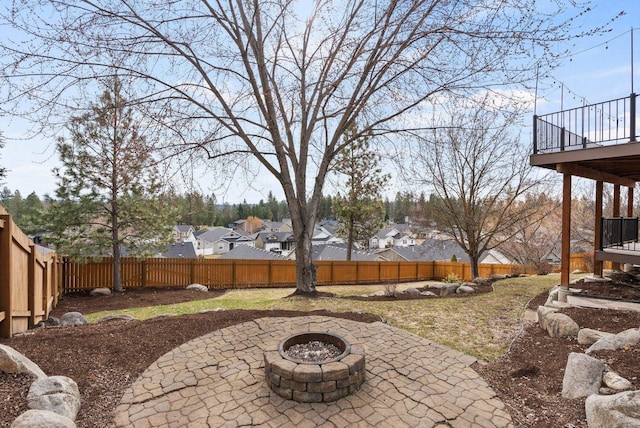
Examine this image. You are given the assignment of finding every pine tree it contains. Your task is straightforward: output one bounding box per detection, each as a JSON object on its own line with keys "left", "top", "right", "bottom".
{"left": 332, "top": 127, "right": 389, "bottom": 259}
{"left": 47, "top": 79, "right": 175, "bottom": 291}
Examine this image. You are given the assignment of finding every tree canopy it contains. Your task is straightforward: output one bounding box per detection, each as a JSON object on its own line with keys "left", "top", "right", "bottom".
{"left": 0, "top": 0, "right": 615, "bottom": 292}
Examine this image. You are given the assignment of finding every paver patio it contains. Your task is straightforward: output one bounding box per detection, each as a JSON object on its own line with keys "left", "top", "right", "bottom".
{"left": 113, "top": 316, "right": 512, "bottom": 427}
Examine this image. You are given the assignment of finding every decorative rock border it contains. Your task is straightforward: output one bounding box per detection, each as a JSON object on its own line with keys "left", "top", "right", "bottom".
{"left": 264, "top": 332, "right": 365, "bottom": 403}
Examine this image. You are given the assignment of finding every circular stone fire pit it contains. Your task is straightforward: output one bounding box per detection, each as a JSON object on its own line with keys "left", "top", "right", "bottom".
{"left": 264, "top": 332, "right": 366, "bottom": 403}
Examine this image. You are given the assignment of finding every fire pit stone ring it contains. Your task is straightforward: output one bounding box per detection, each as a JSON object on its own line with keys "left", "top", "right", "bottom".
{"left": 264, "top": 332, "right": 365, "bottom": 403}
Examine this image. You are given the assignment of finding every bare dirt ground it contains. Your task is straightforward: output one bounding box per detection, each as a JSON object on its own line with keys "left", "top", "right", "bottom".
{"left": 2, "top": 281, "right": 640, "bottom": 427}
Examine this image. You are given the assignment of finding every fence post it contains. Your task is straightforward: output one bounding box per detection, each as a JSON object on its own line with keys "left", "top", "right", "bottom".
{"left": 0, "top": 214, "right": 12, "bottom": 338}
{"left": 28, "top": 244, "right": 36, "bottom": 328}
{"left": 141, "top": 259, "right": 147, "bottom": 288}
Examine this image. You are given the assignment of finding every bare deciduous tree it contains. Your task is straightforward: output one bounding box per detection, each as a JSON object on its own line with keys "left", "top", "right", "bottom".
{"left": 0, "top": 0, "right": 614, "bottom": 293}
{"left": 409, "top": 99, "right": 548, "bottom": 278}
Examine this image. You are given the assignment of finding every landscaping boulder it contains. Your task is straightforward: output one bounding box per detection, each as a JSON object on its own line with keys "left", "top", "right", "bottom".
{"left": 472, "top": 277, "right": 492, "bottom": 286}
{"left": 371, "top": 290, "right": 387, "bottom": 297}
{"left": 0, "top": 344, "right": 46, "bottom": 379}
{"left": 585, "top": 390, "right": 640, "bottom": 428}
{"left": 420, "top": 291, "right": 437, "bottom": 297}
{"left": 34, "top": 317, "right": 60, "bottom": 328}
{"left": 27, "top": 376, "right": 81, "bottom": 421}
{"left": 456, "top": 285, "right": 475, "bottom": 294}
{"left": 186, "top": 283, "right": 208, "bottom": 292}
{"left": 536, "top": 306, "right": 558, "bottom": 332}
{"left": 11, "top": 409, "right": 76, "bottom": 428}
{"left": 587, "top": 328, "right": 640, "bottom": 353}
{"left": 405, "top": 287, "right": 420, "bottom": 295}
{"left": 59, "top": 312, "right": 87, "bottom": 327}
{"left": 426, "top": 282, "right": 448, "bottom": 289}
{"left": 89, "top": 287, "right": 111, "bottom": 296}
{"left": 491, "top": 273, "right": 508, "bottom": 280}
{"left": 603, "top": 371, "right": 633, "bottom": 392}
{"left": 545, "top": 313, "right": 579, "bottom": 338}
{"left": 578, "top": 328, "right": 613, "bottom": 346}
{"left": 95, "top": 314, "right": 135, "bottom": 323}
{"left": 439, "top": 284, "right": 460, "bottom": 297}
{"left": 562, "top": 352, "right": 605, "bottom": 399}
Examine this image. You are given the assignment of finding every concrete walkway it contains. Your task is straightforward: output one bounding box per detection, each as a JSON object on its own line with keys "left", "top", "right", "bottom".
{"left": 113, "top": 316, "right": 512, "bottom": 427}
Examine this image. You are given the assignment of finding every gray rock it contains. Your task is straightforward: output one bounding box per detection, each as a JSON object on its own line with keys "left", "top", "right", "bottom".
{"left": 405, "top": 287, "right": 420, "bottom": 295}
{"left": 587, "top": 328, "right": 640, "bottom": 353}
{"left": 491, "top": 274, "right": 508, "bottom": 280}
{"left": 186, "top": 283, "right": 208, "bottom": 292}
{"left": 578, "top": 328, "right": 613, "bottom": 345}
{"left": 456, "top": 285, "right": 476, "bottom": 294}
{"left": 0, "top": 344, "right": 47, "bottom": 378}
{"left": 420, "top": 291, "right": 437, "bottom": 297}
{"left": 439, "top": 283, "right": 460, "bottom": 297}
{"left": 599, "top": 387, "right": 619, "bottom": 395}
{"left": 617, "top": 328, "right": 640, "bottom": 345}
{"left": 472, "top": 277, "right": 492, "bottom": 286}
{"left": 89, "top": 287, "right": 111, "bottom": 296}
{"left": 28, "top": 376, "right": 81, "bottom": 420}
{"left": 545, "top": 287, "right": 560, "bottom": 305}
{"left": 462, "top": 282, "right": 478, "bottom": 287}
{"left": 536, "top": 305, "right": 559, "bottom": 332}
{"left": 582, "top": 275, "right": 612, "bottom": 283}
{"left": 585, "top": 390, "right": 640, "bottom": 428}
{"left": 10, "top": 409, "right": 76, "bottom": 428}
{"left": 545, "top": 313, "right": 579, "bottom": 338}
{"left": 562, "top": 352, "right": 605, "bottom": 399}
{"left": 603, "top": 371, "right": 633, "bottom": 391}
{"left": 426, "top": 282, "right": 448, "bottom": 289}
{"left": 59, "top": 312, "right": 87, "bottom": 327}
{"left": 371, "top": 290, "right": 387, "bottom": 297}
{"left": 95, "top": 314, "right": 135, "bottom": 323}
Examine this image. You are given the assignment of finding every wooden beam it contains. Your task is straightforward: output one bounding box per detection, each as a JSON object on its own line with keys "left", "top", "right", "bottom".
{"left": 629, "top": 187, "right": 635, "bottom": 217}
{"left": 561, "top": 174, "right": 572, "bottom": 287}
{"left": 556, "top": 164, "right": 636, "bottom": 188}
{"left": 594, "top": 181, "right": 603, "bottom": 277}
{"left": 612, "top": 185, "right": 622, "bottom": 270}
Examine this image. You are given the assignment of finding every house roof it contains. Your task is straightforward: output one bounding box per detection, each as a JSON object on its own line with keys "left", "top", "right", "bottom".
{"left": 255, "top": 231, "right": 295, "bottom": 243}
{"left": 196, "top": 227, "right": 234, "bottom": 243}
{"left": 174, "top": 224, "right": 194, "bottom": 233}
{"left": 312, "top": 244, "right": 378, "bottom": 261}
{"left": 218, "top": 245, "right": 288, "bottom": 260}
{"left": 161, "top": 242, "right": 197, "bottom": 258}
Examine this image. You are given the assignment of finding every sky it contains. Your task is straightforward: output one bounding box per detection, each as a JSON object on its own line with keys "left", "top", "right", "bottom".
{"left": 0, "top": 0, "right": 638, "bottom": 204}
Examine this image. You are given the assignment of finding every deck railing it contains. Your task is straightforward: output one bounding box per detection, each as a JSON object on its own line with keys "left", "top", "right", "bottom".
{"left": 534, "top": 93, "right": 637, "bottom": 154}
{"left": 600, "top": 217, "right": 640, "bottom": 250}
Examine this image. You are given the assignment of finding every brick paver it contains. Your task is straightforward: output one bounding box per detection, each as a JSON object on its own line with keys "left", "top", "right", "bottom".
{"left": 113, "top": 317, "right": 512, "bottom": 427}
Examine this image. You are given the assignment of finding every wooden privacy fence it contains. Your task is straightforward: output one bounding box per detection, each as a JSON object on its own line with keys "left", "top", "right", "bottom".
{"left": 62, "top": 257, "right": 527, "bottom": 292}
{"left": 0, "top": 206, "right": 63, "bottom": 338}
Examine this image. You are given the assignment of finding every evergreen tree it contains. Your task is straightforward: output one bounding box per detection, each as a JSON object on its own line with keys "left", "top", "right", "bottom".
{"left": 47, "top": 79, "right": 175, "bottom": 292}
{"left": 332, "top": 127, "right": 389, "bottom": 259}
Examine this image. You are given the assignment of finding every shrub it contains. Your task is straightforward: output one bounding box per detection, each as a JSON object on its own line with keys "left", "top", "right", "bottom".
{"left": 443, "top": 272, "right": 462, "bottom": 283}
{"left": 383, "top": 283, "right": 397, "bottom": 297}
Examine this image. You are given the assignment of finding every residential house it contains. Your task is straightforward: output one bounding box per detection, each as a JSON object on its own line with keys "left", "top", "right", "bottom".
{"left": 263, "top": 220, "right": 293, "bottom": 233}
{"left": 194, "top": 227, "right": 254, "bottom": 256}
{"left": 173, "top": 224, "right": 195, "bottom": 243}
{"left": 218, "top": 245, "right": 289, "bottom": 260}
{"left": 377, "top": 238, "right": 510, "bottom": 264}
{"left": 530, "top": 91, "right": 639, "bottom": 290}
{"left": 254, "top": 231, "right": 296, "bottom": 256}
{"left": 160, "top": 241, "right": 197, "bottom": 258}
{"left": 312, "top": 244, "right": 379, "bottom": 261}
{"left": 312, "top": 224, "right": 344, "bottom": 246}
{"left": 369, "top": 224, "right": 416, "bottom": 249}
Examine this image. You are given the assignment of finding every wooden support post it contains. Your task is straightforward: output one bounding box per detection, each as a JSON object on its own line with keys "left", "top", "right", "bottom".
{"left": 594, "top": 181, "right": 604, "bottom": 277}
{"left": 612, "top": 185, "right": 621, "bottom": 270}
{"left": 560, "top": 174, "right": 572, "bottom": 294}
{"left": 628, "top": 187, "right": 635, "bottom": 217}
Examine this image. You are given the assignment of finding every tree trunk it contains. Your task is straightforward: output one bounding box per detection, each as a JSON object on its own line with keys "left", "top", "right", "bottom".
{"left": 112, "top": 209, "right": 123, "bottom": 292}
{"left": 294, "top": 231, "right": 316, "bottom": 294}
{"left": 346, "top": 214, "right": 354, "bottom": 261}
{"left": 469, "top": 254, "right": 480, "bottom": 280}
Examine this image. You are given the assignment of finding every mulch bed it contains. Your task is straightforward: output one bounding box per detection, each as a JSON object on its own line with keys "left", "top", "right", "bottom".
{"left": 1, "top": 279, "right": 639, "bottom": 427}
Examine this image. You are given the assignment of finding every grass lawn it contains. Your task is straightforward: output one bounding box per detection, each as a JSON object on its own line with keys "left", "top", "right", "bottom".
{"left": 86, "top": 274, "right": 566, "bottom": 362}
